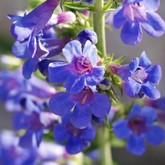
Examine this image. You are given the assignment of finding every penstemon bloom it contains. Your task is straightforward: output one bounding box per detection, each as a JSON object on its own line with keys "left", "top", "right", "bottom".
{"left": 54, "top": 114, "right": 96, "bottom": 154}
{"left": 113, "top": 104, "right": 165, "bottom": 155}
{"left": 48, "top": 39, "right": 105, "bottom": 94}
{"left": 112, "top": 0, "right": 165, "bottom": 45}
{"left": 49, "top": 87, "right": 111, "bottom": 128}
{"left": 110, "top": 51, "right": 162, "bottom": 100}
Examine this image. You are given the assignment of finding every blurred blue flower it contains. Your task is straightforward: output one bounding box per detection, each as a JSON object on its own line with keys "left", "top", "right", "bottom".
{"left": 48, "top": 40, "right": 105, "bottom": 94}
{"left": 54, "top": 115, "right": 96, "bottom": 154}
{"left": 110, "top": 51, "right": 161, "bottom": 100}
{"left": 113, "top": 104, "right": 165, "bottom": 155}
{"left": 112, "top": 0, "right": 165, "bottom": 45}
{"left": 49, "top": 87, "right": 111, "bottom": 128}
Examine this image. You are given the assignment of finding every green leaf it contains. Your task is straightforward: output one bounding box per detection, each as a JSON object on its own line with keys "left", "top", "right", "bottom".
{"left": 113, "top": 56, "right": 125, "bottom": 64}
{"left": 64, "top": 2, "right": 90, "bottom": 10}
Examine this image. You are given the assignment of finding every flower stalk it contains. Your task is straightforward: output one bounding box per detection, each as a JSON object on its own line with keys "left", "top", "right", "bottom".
{"left": 93, "top": 0, "right": 106, "bottom": 57}
{"left": 98, "top": 127, "right": 113, "bottom": 165}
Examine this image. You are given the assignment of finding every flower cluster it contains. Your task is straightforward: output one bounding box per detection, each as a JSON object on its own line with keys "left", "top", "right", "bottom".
{"left": 2, "top": 0, "right": 165, "bottom": 162}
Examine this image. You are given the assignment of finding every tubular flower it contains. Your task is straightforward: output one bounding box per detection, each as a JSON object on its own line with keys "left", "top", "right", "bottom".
{"left": 48, "top": 40, "right": 105, "bottom": 94}
{"left": 54, "top": 115, "right": 96, "bottom": 154}
{"left": 112, "top": 0, "right": 165, "bottom": 45}
{"left": 110, "top": 51, "right": 161, "bottom": 100}
{"left": 113, "top": 104, "right": 165, "bottom": 156}
{"left": 49, "top": 87, "right": 111, "bottom": 128}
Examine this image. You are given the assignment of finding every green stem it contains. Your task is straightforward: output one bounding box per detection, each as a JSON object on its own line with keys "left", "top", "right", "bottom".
{"left": 93, "top": 0, "right": 106, "bottom": 57}
{"left": 98, "top": 127, "right": 113, "bottom": 165}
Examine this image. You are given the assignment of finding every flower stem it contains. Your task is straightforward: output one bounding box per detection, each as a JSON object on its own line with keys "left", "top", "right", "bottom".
{"left": 93, "top": 0, "right": 106, "bottom": 57}
{"left": 97, "top": 127, "right": 113, "bottom": 165}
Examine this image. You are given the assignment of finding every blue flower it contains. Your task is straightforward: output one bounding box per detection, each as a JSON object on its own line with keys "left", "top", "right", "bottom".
{"left": 49, "top": 87, "right": 111, "bottom": 128}
{"left": 48, "top": 40, "right": 105, "bottom": 94}
{"left": 54, "top": 115, "right": 96, "bottom": 154}
{"left": 113, "top": 104, "right": 165, "bottom": 156}
{"left": 110, "top": 51, "right": 161, "bottom": 100}
{"left": 112, "top": 0, "right": 165, "bottom": 45}
{"left": 0, "top": 131, "right": 37, "bottom": 165}
{"left": 8, "top": 0, "right": 59, "bottom": 43}
{"left": 13, "top": 99, "right": 58, "bottom": 148}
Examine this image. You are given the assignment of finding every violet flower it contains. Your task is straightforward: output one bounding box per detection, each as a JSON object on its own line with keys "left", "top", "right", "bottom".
{"left": 48, "top": 40, "right": 105, "bottom": 94}
{"left": 112, "top": 0, "right": 165, "bottom": 45}
{"left": 49, "top": 87, "right": 111, "bottom": 128}
{"left": 110, "top": 51, "right": 161, "bottom": 100}
{"left": 113, "top": 104, "right": 165, "bottom": 155}
{"left": 54, "top": 115, "right": 96, "bottom": 154}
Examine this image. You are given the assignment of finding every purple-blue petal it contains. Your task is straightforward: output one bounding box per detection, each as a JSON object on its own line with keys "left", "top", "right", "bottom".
{"left": 142, "top": 0, "right": 160, "bottom": 12}
{"left": 129, "top": 57, "right": 139, "bottom": 73}
{"left": 141, "top": 82, "right": 160, "bottom": 100}
{"left": 35, "top": 130, "right": 43, "bottom": 147}
{"left": 145, "top": 125, "right": 165, "bottom": 145}
{"left": 86, "top": 67, "right": 105, "bottom": 86}
{"left": 66, "top": 137, "right": 83, "bottom": 154}
{"left": 48, "top": 62, "right": 69, "bottom": 82}
{"left": 81, "top": 125, "right": 96, "bottom": 141}
{"left": 82, "top": 40, "right": 98, "bottom": 66}
{"left": 128, "top": 104, "right": 142, "bottom": 119}
{"left": 140, "top": 106, "right": 157, "bottom": 123}
{"left": 70, "top": 105, "right": 91, "bottom": 129}
{"left": 113, "top": 6, "right": 126, "bottom": 29}
{"left": 19, "top": 131, "right": 33, "bottom": 148}
{"left": 113, "top": 119, "right": 131, "bottom": 139}
{"left": 23, "top": 58, "right": 38, "bottom": 79}
{"left": 139, "top": 51, "right": 151, "bottom": 68}
{"left": 54, "top": 124, "right": 69, "bottom": 143}
{"left": 49, "top": 92, "right": 74, "bottom": 116}
{"left": 62, "top": 40, "right": 82, "bottom": 62}
{"left": 142, "top": 12, "right": 165, "bottom": 37}
{"left": 89, "top": 93, "right": 111, "bottom": 118}
{"left": 123, "top": 78, "right": 141, "bottom": 97}
{"left": 121, "top": 22, "right": 142, "bottom": 45}
{"left": 126, "top": 134, "right": 145, "bottom": 156}
{"left": 65, "top": 75, "right": 85, "bottom": 94}
{"left": 147, "top": 65, "right": 162, "bottom": 84}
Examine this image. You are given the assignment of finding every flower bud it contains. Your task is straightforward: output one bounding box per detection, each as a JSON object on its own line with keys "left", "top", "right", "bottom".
{"left": 78, "top": 29, "right": 98, "bottom": 45}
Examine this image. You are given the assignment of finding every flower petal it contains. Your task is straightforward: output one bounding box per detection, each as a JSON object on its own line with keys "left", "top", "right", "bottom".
{"left": 81, "top": 124, "right": 96, "bottom": 141}
{"left": 142, "top": 0, "right": 160, "bottom": 12}
{"left": 89, "top": 93, "right": 111, "bottom": 118}
{"left": 19, "top": 131, "right": 33, "bottom": 148}
{"left": 62, "top": 40, "right": 82, "bottom": 63}
{"left": 140, "top": 106, "right": 157, "bottom": 123}
{"left": 129, "top": 57, "right": 139, "bottom": 73}
{"left": 121, "top": 22, "right": 142, "bottom": 45}
{"left": 65, "top": 75, "right": 85, "bottom": 94}
{"left": 145, "top": 125, "right": 165, "bottom": 145}
{"left": 113, "top": 119, "right": 131, "bottom": 139}
{"left": 49, "top": 92, "right": 74, "bottom": 116}
{"left": 66, "top": 137, "right": 83, "bottom": 154}
{"left": 83, "top": 40, "right": 98, "bottom": 66}
{"left": 128, "top": 104, "right": 142, "bottom": 119}
{"left": 54, "top": 124, "right": 69, "bottom": 143}
{"left": 141, "top": 82, "right": 160, "bottom": 100}
{"left": 142, "top": 12, "right": 165, "bottom": 37}
{"left": 123, "top": 78, "right": 141, "bottom": 97}
{"left": 139, "top": 51, "right": 151, "bottom": 68}
{"left": 48, "top": 62, "right": 69, "bottom": 83}
{"left": 23, "top": 58, "right": 38, "bottom": 79}
{"left": 71, "top": 105, "right": 91, "bottom": 129}
{"left": 126, "top": 134, "right": 145, "bottom": 156}
{"left": 86, "top": 67, "right": 105, "bottom": 86}
{"left": 113, "top": 6, "right": 126, "bottom": 29}
{"left": 147, "top": 65, "right": 162, "bottom": 85}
